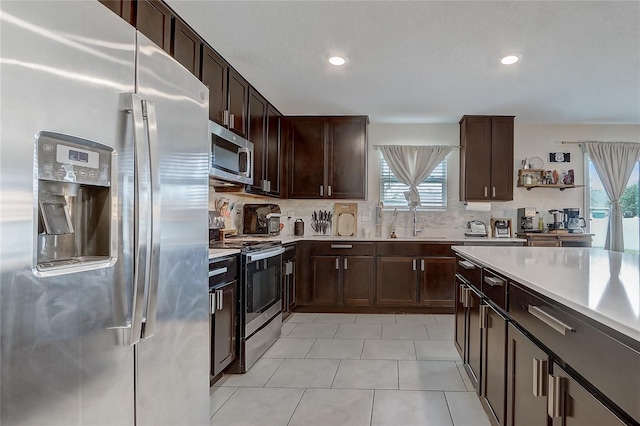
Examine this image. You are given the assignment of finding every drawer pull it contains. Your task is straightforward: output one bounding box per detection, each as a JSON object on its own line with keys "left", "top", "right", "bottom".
{"left": 208, "top": 267, "right": 228, "bottom": 277}
{"left": 547, "top": 375, "right": 565, "bottom": 418}
{"left": 331, "top": 244, "right": 353, "bottom": 249}
{"left": 484, "top": 276, "right": 504, "bottom": 287}
{"left": 528, "top": 305, "right": 575, "bottom": 335}
{"left": 532, "top": 358, "right": 547, "bottom": 397}
{"left": 459, "top": 284, "right": 465, "bottom": 304}
{"left": 458, "top": 260, "right": 476, "bottom": 270}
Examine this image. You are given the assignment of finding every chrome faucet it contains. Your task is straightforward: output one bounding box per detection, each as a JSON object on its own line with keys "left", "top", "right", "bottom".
{"left": 411, "top": 206, "right": 423, "bottom": 237}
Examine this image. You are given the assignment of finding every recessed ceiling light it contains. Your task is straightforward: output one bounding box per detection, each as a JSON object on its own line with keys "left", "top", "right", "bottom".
{"left": 328, "top": 56, "right": 347, "bottom": 66}
{"left": 500, "top": 55, "right": 520, "bottom": 65}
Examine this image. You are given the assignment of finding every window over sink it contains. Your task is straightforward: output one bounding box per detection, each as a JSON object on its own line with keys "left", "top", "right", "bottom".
{"left": 379, "top": 156, "right": 447, "bottom": 209}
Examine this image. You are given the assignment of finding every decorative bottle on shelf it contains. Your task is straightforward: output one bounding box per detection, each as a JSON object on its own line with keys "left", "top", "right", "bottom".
{"left": 538, "top": 216, "right": 544, "bottom": 231}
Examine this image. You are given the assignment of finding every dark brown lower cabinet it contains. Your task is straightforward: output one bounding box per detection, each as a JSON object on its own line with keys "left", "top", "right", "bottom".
{"left": 420, "top": 257, "right": 456, "bottom": 307}
{"left": 454, "top": 276, "right": 467, "bottom": 360}
{"left": 343, "top": 256, "right": 374, "bottom": 306}
{"left": 311, "top": 255, "right": 373, "bottom": 306}
{"left": 281, "top": 244, "right": 296, "bottom": 318}
{"left": 465, "top": 285, "right": 482, "bottom": 391}
{"left": 310, "top": 256, "right": 340, "bottom": 305}
{"left": 550, "top": 364, "right": 624, "bottom": 426}
{"left": 211, "top": 281, "right": 236, "bottom": 378}
{"left": 481, "top": 303, "right": 507, "bottom": 426}
{"left": 506, "top": 324, "right": 549, "bottom": 426}
{"left": 376, "top": 257, "right": 418, "bottom": 306}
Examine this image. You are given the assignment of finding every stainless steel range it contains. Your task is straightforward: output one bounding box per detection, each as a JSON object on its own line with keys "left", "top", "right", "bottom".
{"left": 210, "top": 237, "right": 284, "bottom": 372}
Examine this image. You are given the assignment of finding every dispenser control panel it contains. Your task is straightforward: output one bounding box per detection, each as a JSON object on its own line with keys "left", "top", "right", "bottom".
{"left": 37, "top": 132, "right": 111, "bottom": 187}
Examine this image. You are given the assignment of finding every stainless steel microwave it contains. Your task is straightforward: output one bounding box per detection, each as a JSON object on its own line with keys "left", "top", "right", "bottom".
{"left": 209, "top": 120, "right": 253, "bottom": 185}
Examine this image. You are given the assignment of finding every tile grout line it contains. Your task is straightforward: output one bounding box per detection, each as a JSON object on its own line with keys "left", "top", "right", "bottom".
{"left": 209, "top": 386, "right": 239, "bottom": 420}
{"left": 442, "top": 390, "right": 456, "bottom": 426}
{"left": 329, "top": 359, "right": 342, "bottom": 389}
{"left": 286, "top": 387, "right": 307, "bottom": 426}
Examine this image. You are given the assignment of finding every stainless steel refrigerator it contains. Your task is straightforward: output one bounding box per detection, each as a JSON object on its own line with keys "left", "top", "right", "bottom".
{"left": 0, "top": 1, "right": 210, "bottom": 425}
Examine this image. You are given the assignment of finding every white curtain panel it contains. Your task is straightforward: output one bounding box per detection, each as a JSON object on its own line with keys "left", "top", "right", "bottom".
{"left": 584, "top": 141, "right": 640, "bottom": 252}
{"left": 379, "top": 145, "right": 453, "bottom": 206}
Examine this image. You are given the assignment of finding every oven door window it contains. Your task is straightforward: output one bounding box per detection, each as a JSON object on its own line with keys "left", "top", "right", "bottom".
{"left": 246, "top": 254, "right": 281, "bottom": 315}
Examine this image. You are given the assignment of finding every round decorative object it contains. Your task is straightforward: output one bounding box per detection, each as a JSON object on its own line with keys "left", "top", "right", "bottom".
{"left": 528, "top": 156, "right": 544, "bottom": 169}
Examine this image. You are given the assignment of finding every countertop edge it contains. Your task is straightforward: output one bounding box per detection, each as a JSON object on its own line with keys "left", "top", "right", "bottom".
{"left": 452, "top": 246, "right": 640, "bottom": 343}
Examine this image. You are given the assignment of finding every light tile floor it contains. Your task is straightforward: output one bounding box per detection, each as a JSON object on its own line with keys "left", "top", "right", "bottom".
{"left": 210, "top": 313, "right": 491, "bottom": 426}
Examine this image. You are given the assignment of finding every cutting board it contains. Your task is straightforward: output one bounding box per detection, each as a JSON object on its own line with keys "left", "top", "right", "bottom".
{"left": 334, "top": 203, "right": 357, "bottom": 236}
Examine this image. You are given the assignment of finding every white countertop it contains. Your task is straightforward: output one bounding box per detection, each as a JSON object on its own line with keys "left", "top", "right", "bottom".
{"left": 452, "top": 246, "right": 640, "bottom": 342}
{"left": 208, "top": 248, "right": 240, "bottom": 260}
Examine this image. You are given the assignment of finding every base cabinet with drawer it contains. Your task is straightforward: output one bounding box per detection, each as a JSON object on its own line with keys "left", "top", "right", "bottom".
{"left": 309, "top": 243, "right": 374, "bottom": 306}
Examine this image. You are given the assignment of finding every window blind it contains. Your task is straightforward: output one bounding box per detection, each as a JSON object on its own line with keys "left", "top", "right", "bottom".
{"left": 380, "top": 157, "right": 447, "bottom": 209}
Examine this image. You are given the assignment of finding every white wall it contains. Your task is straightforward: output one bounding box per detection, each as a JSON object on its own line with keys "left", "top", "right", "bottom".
{"left": 211, "top": 123, "right": 640, "bottom": 238}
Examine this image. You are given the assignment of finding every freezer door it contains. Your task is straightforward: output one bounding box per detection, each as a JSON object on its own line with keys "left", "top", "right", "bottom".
{"left": 134, "top": 33, "right": 210, "bottom": 426}
{"left": 0, "top": 2, "right": 137, "bottom": 425}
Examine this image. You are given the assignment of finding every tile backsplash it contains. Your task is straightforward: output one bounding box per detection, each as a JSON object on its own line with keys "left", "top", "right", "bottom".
{"left": 209, "top": 186, "right": 514, "bottom": 238}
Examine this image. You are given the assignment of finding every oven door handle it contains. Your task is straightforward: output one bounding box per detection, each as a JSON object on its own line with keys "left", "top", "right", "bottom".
{"left": 246, "top": 246, "right": 285, "bottom": 263}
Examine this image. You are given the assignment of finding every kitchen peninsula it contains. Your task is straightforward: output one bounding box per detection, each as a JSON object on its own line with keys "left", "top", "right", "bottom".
{"left": 452, "top": 246, "right": 639, "bottom": 425}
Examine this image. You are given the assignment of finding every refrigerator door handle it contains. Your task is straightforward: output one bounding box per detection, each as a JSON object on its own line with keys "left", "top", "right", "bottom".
{"left": 141, "top": 99, "right": 161, "bottom": 339}
{"left": 126, "top": 92, "right": 151, "bottom": 346}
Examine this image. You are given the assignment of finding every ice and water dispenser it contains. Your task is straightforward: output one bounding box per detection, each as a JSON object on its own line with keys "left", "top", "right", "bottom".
{"left": 35, "top": 132, "right": 113, "bottom": 271}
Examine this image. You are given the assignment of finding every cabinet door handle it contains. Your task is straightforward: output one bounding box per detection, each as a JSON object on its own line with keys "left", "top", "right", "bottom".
{"left": 479, "top": 304, "right": 488, "bottom": 329}
{"left": 229, "top": 113, "right": 235, "bottom": 130}
{"left": 335, "top": 257, "right": 339, "bottom": 270}
{"left": 532, "top": 358, "right": 547, "bottom": 397}
{"left": 458, "top": 260, "right": 476, "bottom": 270}
{"left": 459, "top": 284, "right": 465, "bottom": 304}
{"left": 344, "top": 258, "right": 347, "bottom": 270}
{"left": 547, "top": 374, "right": 565, "bottom": 418}
{"left": 223, "top": 110, "right": 229, "bottom": 126}
{"left": 484, "top": 187, "right": 488, "bottom": 197}
{"left": 412, "top": 259, "right": 417, "bottom": 271}
{"left": 484, "top": 276, "right": 505, "bottom": 287}
{"left": 492, "top": 187, "right": 496, "bottom": 198}
{"left": 328, "top": 185, "right": 332, "bottom": 197}
{"left": 216, "top": 289, "right": 223, "bottom": 310}
{"left": 331, "top": 244, "right": 353, "bottom": 249}
{"left": 528, "top": 305, "right": 575, "bottom": 335}
{"left": 210, "top": 292, "right": 216, "bottom": 315}
{"left": 320, "top": 185, "right": 324, "bottom": 196}
{"left": 462, "top": 287, "right": 470, "bottom": 308}
{"left": 420, "top": 259, "right": 425, "bottom": 271}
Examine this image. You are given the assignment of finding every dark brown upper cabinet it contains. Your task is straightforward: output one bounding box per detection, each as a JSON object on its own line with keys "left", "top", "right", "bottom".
{"left": 247, "top": 88, "right": 268, "bottom": 193}
{"left": 200, "top": 47, "right": 249, "bottom": 138}
{"left": 135, "top": 0, "right": 173, "bottom": 54}
{"left": 459, "top": 115, "right": 514, "bottom": 201}
{"left": 287, "top": 116, "right": 368, "bottom": 199}
{"left": 172, "top": 18, "right": 201, "bottom": 77}
{"left": 227, "top": 69, "right": 249, "bottom": 138}
{"left": 98, "top": 0, "right": 134, "bottom": 24}
{"left": 201, "top": 45, "right": 228, "bottom": 125}
{"left": 247, "top": 88, "right": 283, "bottom": 196}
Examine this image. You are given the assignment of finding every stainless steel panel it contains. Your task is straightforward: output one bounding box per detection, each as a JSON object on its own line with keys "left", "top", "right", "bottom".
{"left": 134, "top": 33, "right": 210, "bottom": 426}
{"left": 1, "top": 2, "right": 136, "bottom": 425}
{"left": 246, "top": 301, "right": 282, "bottom": 337}
{"left": 245, "top": 313, "right": 282, "bottom": 371}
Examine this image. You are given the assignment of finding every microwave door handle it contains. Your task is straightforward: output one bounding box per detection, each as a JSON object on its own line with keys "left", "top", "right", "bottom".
{"left": 140, "top": 99, "right": 161, "bottom": 340}
{"left": 238, "top": 147, "right": 251, "bottom": 177}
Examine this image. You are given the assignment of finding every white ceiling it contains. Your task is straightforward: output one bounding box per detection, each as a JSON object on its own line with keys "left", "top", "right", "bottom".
{"left": 165, "top": 1, "right": 640, "bottom": 124}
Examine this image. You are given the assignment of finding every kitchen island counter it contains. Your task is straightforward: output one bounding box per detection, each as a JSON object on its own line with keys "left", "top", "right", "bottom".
{"left": 452, "top": 246, "right": 640, "bottom": 342}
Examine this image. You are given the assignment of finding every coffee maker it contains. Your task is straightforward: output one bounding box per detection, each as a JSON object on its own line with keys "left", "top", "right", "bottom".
{"left": 517, "top": 207, "right": 538, "bottom": 233}
{"left": 563, "top": 208, "right": 587, "bottom": 233}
